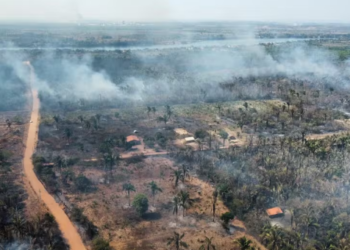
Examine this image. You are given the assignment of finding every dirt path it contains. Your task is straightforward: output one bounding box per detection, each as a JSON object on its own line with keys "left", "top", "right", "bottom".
{"left": 23, "top": 89, "right": 86, "bottom": 250}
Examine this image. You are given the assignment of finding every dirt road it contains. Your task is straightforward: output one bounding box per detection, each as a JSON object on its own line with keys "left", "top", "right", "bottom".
{"left": 23, "top": 89, "right": 86, "bottom": 250}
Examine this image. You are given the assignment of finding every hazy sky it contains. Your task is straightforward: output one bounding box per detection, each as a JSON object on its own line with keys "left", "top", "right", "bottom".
{"left": 0, "top": 0, "right": 349, "bottom": 23}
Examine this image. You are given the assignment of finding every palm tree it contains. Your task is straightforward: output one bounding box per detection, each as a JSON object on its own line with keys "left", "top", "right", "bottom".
{"left": 199, "top": 236, "right": 216, "bottom": 250}
{"left": 10, "top": 210, "right": 26, "bottom": 239}
{"left": 148, "top": 181, "right": 162, "bottom": 205}
{"left": 260, "top": 225, "right": 282, "bottom": 250}
{"left": 173, "top": 170, "right": 183, "bottom": 187}
{"left": 167, "top": 232, "right": 188, "bottom": 250}
{"left": 147, "top": 106, "right": 152, "bottom": 118}
{"left": 181, "top": 165, "right": 190, "bottom": 183}
{"left": 64, "top": 128, "right": 72, "bottom": 144}
{"left": 103, "top": 152, "right": 119, "bottom": 182}
{"left": 54, "top": 155, "right": 66, "bottom": 172}
{"left": 234, "top": 236, "right": 254, "bottom": 250}
{"left": 152, "top": 107, "right": 156, "bottom": 115}
{"left": 53, "top": 115, "right": 60, "bottom": 129}
{"left": 166, "top": 105, "right": 173, "bottom": 119}
{"left": 215, "top": 103, "right": 222, "bottom": 114}
{"left": 77, "top": 115, "right": 84, "bottom": 124}
{"left": 95, "top": 114, "right": 101, "bottom": 124}
{"left": 212, "top": 189, "right": 218, "bottom": 222}
{"left": 122, "top": 183, "right": 136, "bottom": 206}
{"left": 178, "top": 190, "right": 193, "bottom": 217}
{"left": 173, "top": 196, "right": 180, "bottom": 221}
{"left": 157, "top": 114, "right": 169, "bottom": 125}
{"left": 84, "top": 120, "right": 91, "bottom": 130}
{"left": 5, "top": 119, "right": 11, "bottom": 129}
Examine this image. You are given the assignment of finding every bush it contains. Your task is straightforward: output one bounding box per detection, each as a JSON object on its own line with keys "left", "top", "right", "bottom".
{"left": 92, "top": 237, "right": 111, "bottom": 250}
{"left": 195, "top": 129, "right": 208, "bottom": 139}
{"left": 74, "top": 175, "right": 92, "bottom": 193}
{"left": 132, "top": 194, "right": 149, "bottom": 216}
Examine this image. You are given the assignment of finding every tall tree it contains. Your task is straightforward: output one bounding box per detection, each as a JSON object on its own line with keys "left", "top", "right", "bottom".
{"left": 122, "top": 183, "right": 136, "bottom": 206}
{"left": 173, "top": 170, "right": 183, "bottom": 187}
{"left": 212, "top": 189, "right": 218, "bottom": 222}
{"left": 148, "top": 181, "right": 162, "bottom": 205}
{"left": 173, "top": 196, "right": 180, "bottom": 221}
{"left": 167, "top": 232, "right": 188, "bottom": 250}
{"left": 178, "top": 190, "right": 193, "bottom": 217}
{"left": 157, "top": 114, "right": 169, "bottom": 125}
{"left": 199, "top": 236, "right": 216, "bottom": 250}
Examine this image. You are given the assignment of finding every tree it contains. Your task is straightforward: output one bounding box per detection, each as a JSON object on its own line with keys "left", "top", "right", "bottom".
{"left": 122, "top": 183, "right": 136, "bottom": 206}
{"left": 157, "top": 114, "right": 169, "bottom": 125}
{"left": 167, "top": 232, "right": 188, "bottom": 250}
{"left": 215, "top": 103, "right": 223, "bottom": 114}
{"left": 173, "top": 170, "right": 183, "bottom": 187}
{"left": 78, "top": 115, "right": 84, "bottom": 123}
{"left": 152, "top": 107, "right": 156, "bottom": 115}
{"left": 95, "top": 114, "right": 101, "bottom": 124}
{"left": 84, "top": 120, "right": 91, "bottom": 130}
{"left": 220, "top": 212, "right": 234, "bottom": 229}
{"left": 260, "top": 225, "right": 282, "bottom": 250}
{"left": 147, "top": 106, "right": 152, "bottom": 118}
{"left": 65, "top": 128, "right": 72, "bottom": 143}
{"left": 166, "top": 105, "right": 173, "bottom": 119}
{"left": 5, "top": 119, "right": 11, "bottom": 129}
{"left": 181, "top": 165, "right": 190, "bottom": 183}
{"left": 212, "top": 189, "right": 218, "bottom": 222}
{"left": 54, "top": 155, "right": 66, "bottom": 172}
{"left": 234, "top": 236, "right": 254, "bottom": 250}
{"left": 199, "top": 236, "right": 216, "bottom": 250}
{"left": 148, "top": 181, "right": 162, "bottom": 205}
{"left": 92, "top": 237, "right": 111, "bottom": 250}
{"left": 219, "top": 130, "right": 229, "bottom": 146}
{"left": 132, "top": 194, "right": 149, "bottom": 216}
{"left": 243, "top": 102, "right": 249, "bottom": 111}
{"left": 74, "top": 175, "right": 92, "bottom": 193}
{"left": 173, "top": 196, "right": 180, "bottom": 220}
{"left": 178, "top": 190, "right": 193, "bottom": 217}
{"left": 53, "top": 115, "right": 60, "bottom": 126}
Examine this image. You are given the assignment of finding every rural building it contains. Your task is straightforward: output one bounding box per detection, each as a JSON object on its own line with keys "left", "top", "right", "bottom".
{"left": 185, "top": 137, "right": 195, "bottom": 143}
{"left": 42, "top": 163, "right": 54, "bottom": 167}
{"left": 266, "top": 207, "right": 284, "bottom": 218}
{"left": 126, "top": 135, "right": 141, "bottom": 146}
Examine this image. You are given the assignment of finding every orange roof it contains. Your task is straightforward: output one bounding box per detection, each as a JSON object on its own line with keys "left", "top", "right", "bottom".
{"left": 126, "top": 135, "right": 140, "bottom": 143}
{"left": 266, "top": 207, "right": 283, "bottom": 216}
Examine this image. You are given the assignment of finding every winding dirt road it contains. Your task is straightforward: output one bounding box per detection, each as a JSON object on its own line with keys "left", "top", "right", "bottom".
{"left": 23, "top": 88, "right": 86, "bottom": 249}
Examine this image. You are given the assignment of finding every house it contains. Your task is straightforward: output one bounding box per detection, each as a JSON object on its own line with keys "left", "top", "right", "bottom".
{"left": 266, "top": 207, "right": 284, "bottom": 218}
{"left": 126, "top": 135, "right": 141, "bottom": 145}
{"left": 185, "top": 137, "right": 195, "bottom": 143}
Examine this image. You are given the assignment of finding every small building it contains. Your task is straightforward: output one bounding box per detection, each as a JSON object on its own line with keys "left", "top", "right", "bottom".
{"left": 266, "top": 207, "right": 284, "bottom": 218}
{"left": 126, "top": 135, "right": 141, "bottom": 145}
{"left": 42, "top": 163, "right": 54, "bottom": 167}
{"left": 185, "top": 137, "right": 195, "bottom": 143}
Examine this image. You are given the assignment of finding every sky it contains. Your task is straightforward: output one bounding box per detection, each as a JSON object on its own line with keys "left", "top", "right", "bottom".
{"left": 0, "top": 0, "right": 349, "bottom": 23}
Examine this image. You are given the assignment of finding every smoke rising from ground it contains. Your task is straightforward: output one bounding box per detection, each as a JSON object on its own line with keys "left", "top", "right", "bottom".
{"left": 0, "top": 38, "right": 349, "bottom": 110}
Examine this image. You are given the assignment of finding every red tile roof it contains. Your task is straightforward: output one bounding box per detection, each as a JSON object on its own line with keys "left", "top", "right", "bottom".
{"left": 266, "top": 207, "right": 283, "bottom": 217}
{"left": 126, "top": 135, "right": 140, "bottom": 143}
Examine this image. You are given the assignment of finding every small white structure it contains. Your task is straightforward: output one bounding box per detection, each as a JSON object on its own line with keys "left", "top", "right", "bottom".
{"left": 185, "top": 137, "right": 195, "bottom": 143}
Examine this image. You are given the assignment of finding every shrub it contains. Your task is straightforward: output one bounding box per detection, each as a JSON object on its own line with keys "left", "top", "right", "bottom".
{"left": 195, "top": 129, "right": 208, "bottom": 139}
{"left": 74, "top": 175, "right": 92, "bottom": 193}
{"left": 92, "top": 237, "right": 111, "bottom": 250}
{"left": 132, "top": 194, "right": 149, "bottom": 216}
